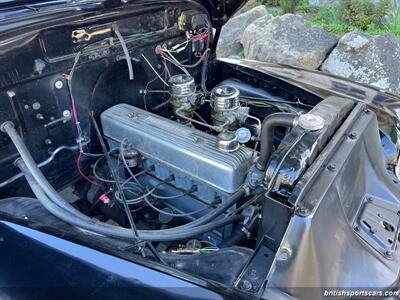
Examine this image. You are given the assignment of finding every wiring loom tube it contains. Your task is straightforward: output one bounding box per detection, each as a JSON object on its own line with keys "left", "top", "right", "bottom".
{"left": 113, "top": 25, "right": 134, "bottom": 80}
{"left": 2, "top": 121, "right": 245, "bottom": 241}
{"left": 255, "top": 113, "right": 299, "bottom": 171}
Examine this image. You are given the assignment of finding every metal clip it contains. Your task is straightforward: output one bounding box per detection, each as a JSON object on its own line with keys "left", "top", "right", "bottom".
{"left": 72, "top": 28, "right": 111, "bottom": 43}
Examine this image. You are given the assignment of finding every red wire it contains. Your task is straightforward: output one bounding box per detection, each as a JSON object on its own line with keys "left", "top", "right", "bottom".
{"left": 76, "top": 152, "right": 104, "bottom": 188}
{"left": 190, "top": 28, "right": 209, "bottom": 41}
{"left": 69, "top": 62, "right": 105, "bottom": 188}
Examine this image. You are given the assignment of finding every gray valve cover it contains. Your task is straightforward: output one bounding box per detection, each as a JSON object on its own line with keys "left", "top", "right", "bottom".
{"left": 100, "top": 103, "right": 254, "bottom": 193}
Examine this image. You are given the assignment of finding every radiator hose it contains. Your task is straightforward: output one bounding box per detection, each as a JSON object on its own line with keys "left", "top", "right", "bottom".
{"left": 2, "top": 121, "right": 244, "bottom": 242}
{"left": 255, "top": 113, "right": 299, "bottom": 171}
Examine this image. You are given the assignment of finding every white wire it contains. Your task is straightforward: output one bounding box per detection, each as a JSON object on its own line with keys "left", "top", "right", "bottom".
{"left": 162, "top": 54, "right": 190, "bottom": 75}
{"left": 141, "top": 54, "right": 169, "bottom": 86}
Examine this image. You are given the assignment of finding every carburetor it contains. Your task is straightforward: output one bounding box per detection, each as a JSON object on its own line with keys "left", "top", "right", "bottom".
{"left": 210, "top": 85, "right": 249, "bottom": 131}
{"left": 169, "top": 74, "right": 201, "bottom": 122}
{"left": 210, "top": 85, "right": 252, "bottom": 153}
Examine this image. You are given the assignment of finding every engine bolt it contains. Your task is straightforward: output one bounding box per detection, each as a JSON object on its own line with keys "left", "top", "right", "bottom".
{"left": 241, "top": 280, "right": 252, "bottom": 291}
{"left": 277, "top": 248, "right": 291, "bottom": 262}
{"left": 55, "top": 80, "right": 64, "bottom": 89}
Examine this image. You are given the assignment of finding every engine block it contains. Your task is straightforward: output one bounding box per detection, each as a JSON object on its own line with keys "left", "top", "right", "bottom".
{"left": 100, "top": 104, "right": 254, "bottom": 201}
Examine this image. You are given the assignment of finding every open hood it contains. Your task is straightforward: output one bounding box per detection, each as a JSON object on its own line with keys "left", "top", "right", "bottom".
{"left": 194, "top": 0, "right": 247, "bottom": 24}
{"left": 0, "top": 0, "right": 247, "bottom": 27}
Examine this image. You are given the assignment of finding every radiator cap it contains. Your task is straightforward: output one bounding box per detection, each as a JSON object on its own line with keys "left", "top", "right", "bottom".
{"left": 298, "top": 113, "right": 325, "bottom": 131}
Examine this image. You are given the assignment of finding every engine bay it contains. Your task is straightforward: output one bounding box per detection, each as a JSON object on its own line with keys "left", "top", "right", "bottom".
{"left": 0, "top": 1, "right": 399, "bottom": 297}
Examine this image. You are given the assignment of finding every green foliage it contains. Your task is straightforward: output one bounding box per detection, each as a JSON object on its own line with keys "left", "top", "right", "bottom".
{"left": 384, "top": 9, "right": 400, "bottom": 36}
{"left": 313, "top": 5, "right": 342, "bottom": 24}
{"left": 279, "top": 0, "right": 301, "bottom": 13}
{"left": 310, "top": 17, "right": 357, "bottom": 34}
{"left": 339, "top": 0, "right": 391, "bottom": 30}
{"left": 260, "top": 0, "right": 280, "bottom": 6}
{"left": 297, "top": 0, "right": 319, "bottom": 13}
{"left": 260, "top": 0, "right": 398, "bottom": 37}
{"left": 309, "top": 0, "right": 398, "bottom": 36}
{"left": 271, "top": 10, "right": 285, "bottom": 16}
{"left": 261, "top": 0, "right": 315, "bottom": 13}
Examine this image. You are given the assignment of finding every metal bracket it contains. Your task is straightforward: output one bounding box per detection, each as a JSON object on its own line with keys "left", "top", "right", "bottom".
{"left": 72, "top": 28, "right": 112, "bottom": 43}
{"left": 353, "top": 195, "right": 400, "bottom": 258}
{"left": 234, "top": 235, "right": 275, "bottom": 295}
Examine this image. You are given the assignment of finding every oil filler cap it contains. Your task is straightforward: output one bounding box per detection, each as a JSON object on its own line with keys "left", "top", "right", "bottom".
{"left": 216, "top": 131, "right": 239, "bottom": 152}
{"left": 298, "top": 113, "right": 325, "bottom": 131}
{"left": 235, "top": 127, "right": 251, "bottom": 144}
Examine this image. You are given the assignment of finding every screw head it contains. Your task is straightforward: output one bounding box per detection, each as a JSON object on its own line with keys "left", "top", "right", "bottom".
{"left": 348, "top": 132, "right": 357, "bottom": 140}
{"left": 327, "top": 164, "right": 336, "bottom": 172}
{"left": 354, "top": 225, "right": 360, "bottom": 232}
{"left": 32, "top": 102, "right": 41, "bottom": 110}
{"left": 297, "top": 206, "right": 308, "bottom": 216}
{"left": 55, "top": 80, "right": 64, "bottom": 89}
{"left": 63, "top": 110, "right": 71, "bottom": 118}
{"left": 384, "top": 250, "right": 393, "bottom": 257}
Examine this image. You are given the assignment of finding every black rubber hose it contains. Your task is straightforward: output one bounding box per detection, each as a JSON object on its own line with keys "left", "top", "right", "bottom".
{"left": 2, "top": 121, "right": 245, "bottom": 231}
{"left": 256, "top": 113, "right": 298, "bottom": 171}
{"left": 18, "top": 159, "right": 244, "bottom": 241}
{"left": 1, "top": 121, "right": 83, "bottom": 218}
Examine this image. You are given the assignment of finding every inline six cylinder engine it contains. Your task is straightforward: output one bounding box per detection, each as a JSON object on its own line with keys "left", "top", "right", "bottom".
{"left": 100, "top": 103, "right": 254, "bottom": 204}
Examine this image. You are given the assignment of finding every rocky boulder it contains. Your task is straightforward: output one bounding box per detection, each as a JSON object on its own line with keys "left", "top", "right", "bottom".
{"left": 241, "top": 14, "right": 339, "bottom": 70}
{"left": 320, "top": 31, "right": 400, "bottom": 95}
{"left": 216, "top": 5, "right": 269, "bottom": 58}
